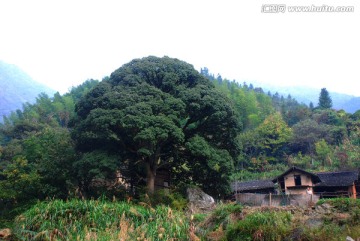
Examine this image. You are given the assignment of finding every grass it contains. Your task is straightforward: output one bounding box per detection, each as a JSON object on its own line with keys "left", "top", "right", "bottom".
{"left": 226, "top": 210, "right": 292, "bottom": 241}
{"left": 7, "top": 197, "right": 360, "bottom": 240}
{"left": 13, "top": 198, "right": 189, "bottom": 240}
{"left": 194, "top": 202, "right": 243, "bottom": 240}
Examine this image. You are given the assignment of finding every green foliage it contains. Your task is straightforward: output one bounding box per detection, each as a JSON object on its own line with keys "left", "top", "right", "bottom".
{"left": 0, "top": 77, "right": 98, "bottom": 206}
{"left": 72, "top": 56, "right": 240, "bottom": 195}
{"left": 184, "top": 135, "right": 234, "bottom": 196}
{"left": 13, "top": 199, "right": 189, "bottom": 240}
{"left": 0, "top": 200, "right": 37, "bottom": 229}
{"left": 318, "top": 88, "right": 333, "bottom": 109}
{"left": 140, "top": 189, "right": 188, "bottom": 210}
{"left": 231, "top": 163, "right": 287, "bottom": 181}
{"left": 212, "top": 203, "right": 243, "bottom": 226}
{"left": 208, "top": 77, "right": 274, "bottom": 130}
{"left": 0, "top": 156, "right": 41, "bottom": 201}
{"left": 303, "top": 223, "right": 343, "bottom": 241}
{"left": 72, "top": 150, "right": 120, "bottom": 197}
{"left": 195, "top": 202, "right": 243, "bottom": 238}
{"left": 317, "top": 198, "right": 360, "bottom": 212}
{"left": 316, "top": 198, "right": 360, "bottom": 229}
{"left": 286, "top": 152, "right": 313, "bottom": 169}
{"left": 226, "top": 211, "right": 292, "bottom": 241}
{"left": 333, "top": 133, "right": 360, "bottom": 169}
{"left": 315, "top": 139, "right": 333, "bottom": 167}
{"left": 256, "top": 112, "right": 292, "bottom": 158}
{"left": 192, "top": 213, "right": 207, "bottom": 223}
{"left": 290, "top": 119, "right": 331, "bottom": 155}
{"left": 236, "top": 113, "right": 292, "bottom": 171}
{"left": 314, "top": 109, "right": 343, "bottom": 126}
{"left": 24, "top": 127, "right": 77, "bottom": 197}
{"left": 0, "top": 127, "right": 77, "bottom": 200}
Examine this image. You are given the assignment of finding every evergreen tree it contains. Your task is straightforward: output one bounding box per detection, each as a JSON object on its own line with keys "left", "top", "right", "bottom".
{"left": 71, "top": 56, "right": 240, "bottom": 195}
{"left": 318, "top": 88, "right": 332, "bottom": 109}
{"left": 309, "top": 102, "right": 314, "bottom": 110}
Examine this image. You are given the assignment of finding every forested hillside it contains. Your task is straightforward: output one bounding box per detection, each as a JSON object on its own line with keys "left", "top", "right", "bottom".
{"left": 0, "top": 61, "right": 55, "bottom": 119}
{"left": 248, "top": 81, "right": 360, "bottom": 114}
{"left": 1, "top": 57, "right": 360, "bottom": 232}
{"left": 201, "top": 67, "right": 360, "bottom": 181}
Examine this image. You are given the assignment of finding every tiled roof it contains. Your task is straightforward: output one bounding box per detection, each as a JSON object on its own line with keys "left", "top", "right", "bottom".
{"left": 272, "top": 166, "right": 321, "bottom": 183}
{"left": 232, "top": 179, "right": 274, "bottom": 192}
{"left": 316, "top": 171, "right": 359, "bottom": 187}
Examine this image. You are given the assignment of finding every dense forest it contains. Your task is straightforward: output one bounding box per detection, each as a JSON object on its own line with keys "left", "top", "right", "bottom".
{"left": 1, "top": 56, "right": 360, "bottom": 224}
{"left": 201, "top": 67, "right": 360, "bottom": 180}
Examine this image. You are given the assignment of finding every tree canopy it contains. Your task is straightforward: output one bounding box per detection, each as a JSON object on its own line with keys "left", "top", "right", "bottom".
{"left": 71, "top": 56, "right": 240, "bottom": 195}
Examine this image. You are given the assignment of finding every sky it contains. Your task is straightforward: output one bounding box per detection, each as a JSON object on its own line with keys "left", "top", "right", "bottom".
{"left": 0, "top": 0, "right": 359, "bottom": 96}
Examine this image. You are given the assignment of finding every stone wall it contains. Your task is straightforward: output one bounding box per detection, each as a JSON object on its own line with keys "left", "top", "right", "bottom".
{"left": 235, "top": 193, "right": 320, "bottom": 207}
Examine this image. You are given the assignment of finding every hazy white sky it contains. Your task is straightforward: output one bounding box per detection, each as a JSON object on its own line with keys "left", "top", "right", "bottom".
{"left": 0, "top": 0, "right": 359, "bottom": 96}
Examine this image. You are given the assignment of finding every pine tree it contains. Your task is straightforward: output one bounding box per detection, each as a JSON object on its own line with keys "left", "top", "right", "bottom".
{"left": 318, "top": 88, "right": 332, "bottom": 109}
{"left": 309, "top": 102, "right": 314, "bottom": 110}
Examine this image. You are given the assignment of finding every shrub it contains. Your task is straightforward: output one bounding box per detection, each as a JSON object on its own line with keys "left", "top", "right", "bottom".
{"left": 226, "top": 210, "right": 292, "bottom": 241}
{"left": 195, "top": 202, "right": 242, "bottom": 239}
{"left": 302, "top": 223, "right": 343, "bottom": 241}
{"left": 139, "top": 189, "right": 188, "bottom": 210}
{"left": 317, "top": 198, "right": 360, "bottom": 226}
{"left": 317, "top": 198, "right": 360, "bottom": 212}
{"left": 203, "top": 202, "right": 243, "bottom": 230}
{"left": 212, "top": 202, "right": 243, "bottom": 224}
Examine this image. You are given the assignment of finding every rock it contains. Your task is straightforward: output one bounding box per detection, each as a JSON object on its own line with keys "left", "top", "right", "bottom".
{"left": 305, "top": 218, "right": 323, "bottom": 229}
{"left": 0, "top": 228, "right": 11, "bottom": 239}
{"left": 315, "top": 203, "right": 333, "bottom": 214}
{"left": 187, "top": 187, "right": 215, "bottom": 212}
{"left": 321, "top": 203, "right": 332, "bottom": 210}
{"left": 346, "top": 236, "right": 355, "bottom": 241}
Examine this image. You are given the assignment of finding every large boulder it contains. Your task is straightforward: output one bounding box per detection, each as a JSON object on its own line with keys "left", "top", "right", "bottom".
{"left": 187, "top": 187, "right": 215, "bottom": 213}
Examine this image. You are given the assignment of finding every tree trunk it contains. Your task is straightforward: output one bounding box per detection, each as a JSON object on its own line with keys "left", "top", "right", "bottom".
{"left": 146, "top": 162, "right": 156, "bottom": 194}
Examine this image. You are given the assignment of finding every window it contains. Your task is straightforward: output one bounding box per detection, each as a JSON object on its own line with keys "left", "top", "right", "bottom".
{"left": 294, "top": 175, "right": 302, "bottom": 186}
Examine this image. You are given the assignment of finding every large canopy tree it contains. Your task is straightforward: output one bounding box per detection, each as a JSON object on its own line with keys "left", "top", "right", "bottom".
{"left": 71, "top": 56, "right": 240, "bottom": 195}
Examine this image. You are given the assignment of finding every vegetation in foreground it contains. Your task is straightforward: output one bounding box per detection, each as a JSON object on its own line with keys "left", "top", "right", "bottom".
{"left": 3, "top": 197, "right": 359, "bottom": 240}
{"left": 12, "top": 198, "right": 189, "bottom": 240}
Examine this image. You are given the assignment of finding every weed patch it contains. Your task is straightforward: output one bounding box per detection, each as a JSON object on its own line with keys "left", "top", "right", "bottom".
{"left": 13, "top": 199, "right": 189, "bottom": 240}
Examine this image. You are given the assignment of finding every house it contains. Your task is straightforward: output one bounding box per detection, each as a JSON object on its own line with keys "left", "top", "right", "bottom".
{"left": 272, "top": 167, "right": 321, "bottom": 195}
{"left": 232, "top": 167, "right": 359, "bottom": 201}
{"left": 316, "top": 171, "right": 358, "bottom": 198}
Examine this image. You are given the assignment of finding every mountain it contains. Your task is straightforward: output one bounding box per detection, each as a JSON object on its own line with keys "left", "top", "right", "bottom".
{"left": 250, "top": 82, "right": 360, "bottom": 114}
{"left": 0, "top": 61, "right": 55, "bottom": 120}
{"left": 339, "top": 97, "right": 360, "bottom": 114}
